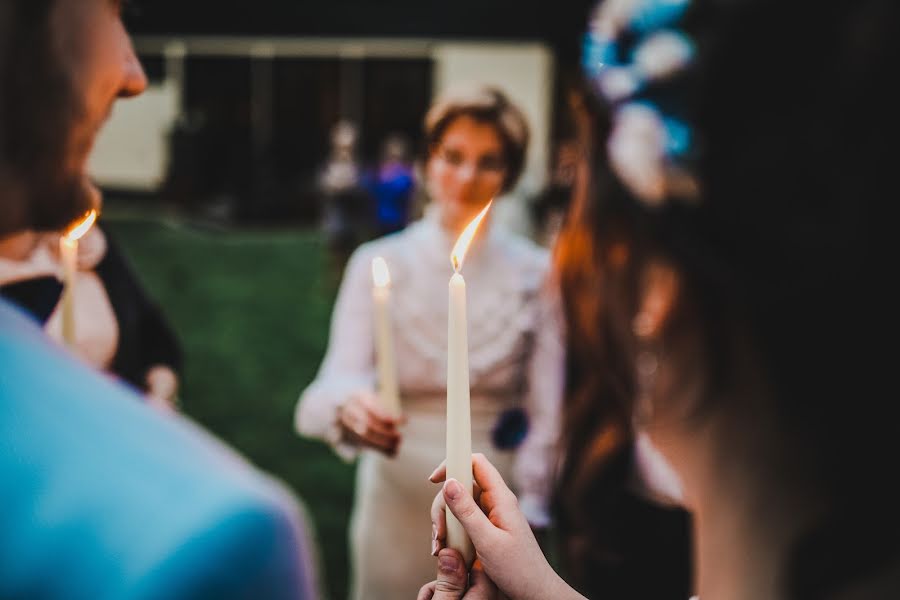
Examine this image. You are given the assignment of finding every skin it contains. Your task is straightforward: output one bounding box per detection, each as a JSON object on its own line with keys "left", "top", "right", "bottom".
{"left": 417, "top": 548, "right": 498, "bottom": 600}
{"left": 427, "top": 454, "right": 585, "bottom": 600}
{"left": 426, "top": 115, "right": 507, "bottom": 234}
{"left": 145, "top": 364, "right": 180, "bottom": 412}
{"left": 52, "top": 0, "right": 146, "bottom": 203}
{"left": 337, "top": 390, "right": 404, "bottom": 456}
{"left": 0, "top": 231, "right": 40, "bottom": 261}
{"left": 336, "top": 115, "right": 507, "bottom": 456}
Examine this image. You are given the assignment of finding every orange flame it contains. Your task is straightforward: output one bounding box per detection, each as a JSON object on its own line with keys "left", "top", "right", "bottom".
{"left": 372, "top": 256, "right": 391, "bottom": 288}
{"left": 65, "top": 209, "right": 98, "bottom": 242}
{"left": 450, "top": 200, "right": 492, "bottom": 272}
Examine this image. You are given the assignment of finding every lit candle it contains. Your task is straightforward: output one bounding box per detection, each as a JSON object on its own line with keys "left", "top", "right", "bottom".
{"left": 59, "top": 209, "right": 98, "bottom": 347}
{"left": 446, "top": 200, "right": 492, "bottom": 567}
{"left": 372, "top": 256, "right": 401, "bottom": 417}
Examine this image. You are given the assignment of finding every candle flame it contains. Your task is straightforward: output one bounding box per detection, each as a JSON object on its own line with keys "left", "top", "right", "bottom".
{"left": 450, "top": 200, "right": 492, "bottom": 272}
{"left": 65, "top": 209, "right": 98, "bottom": 242}
{"left": 372, "top": 256, "right": 391, "bottom": 288}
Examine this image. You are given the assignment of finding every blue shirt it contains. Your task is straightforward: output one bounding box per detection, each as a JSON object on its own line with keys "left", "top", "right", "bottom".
{"left": 0, "top": 300, "right": 317, "bottom": 599}
{"left": 361, "top": 165, "right": 414, "bottom": 231}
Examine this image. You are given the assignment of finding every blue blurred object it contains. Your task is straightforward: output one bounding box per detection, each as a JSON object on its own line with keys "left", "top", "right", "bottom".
{"left": 630, "top": 0, "right": 691, "bottom": 34}
{"left": 0, "top": 299, "right": 317, "bottom": 599}
{"left": 491, "top": 407, "right": 530, "bottom": 450}
{"left": 583, "top": 0, "right": 699, "bottom": 203}
{"left": 582, "top": 31, "right": 621, "bottom": 77}
{"left": 362, "top": 164, "right": 415, "bottom": 236}
{"left": 662, "top": 114, "right": 692, "bottom": 158}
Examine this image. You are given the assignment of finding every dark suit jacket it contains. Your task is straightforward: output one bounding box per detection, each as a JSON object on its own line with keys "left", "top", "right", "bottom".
{"left": 0, "top": 224, "right": 183, "bottom": 393}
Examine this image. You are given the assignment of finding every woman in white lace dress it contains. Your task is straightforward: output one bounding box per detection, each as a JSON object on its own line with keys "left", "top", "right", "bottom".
{"left": 295, "top": 86, "right": 564, "bottom": 600}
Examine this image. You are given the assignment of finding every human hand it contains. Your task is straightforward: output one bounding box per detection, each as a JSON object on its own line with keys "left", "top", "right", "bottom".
{"left": 530, "top": 526, "right": 551, "bottom": 556}
{"left": 430, "top": 454, "right": 584, "bottom": 600}
{"left": 145, "top": 365, "right": 179, "bottom": 412}
{"left": 338, "top": 390, "right": 403, "bottom": 456}
{"left": 417, "top": 548, "right": 499, "bottom": 600}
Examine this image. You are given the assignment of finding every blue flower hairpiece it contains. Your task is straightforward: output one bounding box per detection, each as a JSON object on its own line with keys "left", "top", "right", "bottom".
{"left": 491, "top": 407, "right": 529, "bottom": 450}
{"left": 584, "top": 0, "right": 700, "bottom": 204}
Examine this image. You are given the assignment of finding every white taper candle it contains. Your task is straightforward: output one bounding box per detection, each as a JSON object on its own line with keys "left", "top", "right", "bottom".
{"left": 372, "top": 257, "right": 401, "bottom": 417}
{"left": 59, "top": 209, "right": 97, "bottom": 348}
{"left": 444, "top": 200, "right": 492, "bottom": 567}
{"left": 59, "top": 236, "right": 78, "bottom": 347}
{"left": 446, "top": 270, "right": 474, "bottom": 566}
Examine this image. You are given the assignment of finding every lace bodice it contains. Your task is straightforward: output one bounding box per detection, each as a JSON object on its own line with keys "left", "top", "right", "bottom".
{"left": 371, "top": 215, "right": 550, "bottom": 398}
{"left": 295, "top": 211, "right": 565, "bottom": 525}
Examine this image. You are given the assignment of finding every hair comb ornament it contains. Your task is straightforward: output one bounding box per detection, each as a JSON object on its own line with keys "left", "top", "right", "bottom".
{"left": 583, "top": 0, "right": 701, "bottom": 205}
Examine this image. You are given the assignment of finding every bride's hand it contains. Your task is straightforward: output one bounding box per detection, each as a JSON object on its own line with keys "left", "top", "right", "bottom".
{"left": 338, "top": 390, "right": 403, "bottom": 456}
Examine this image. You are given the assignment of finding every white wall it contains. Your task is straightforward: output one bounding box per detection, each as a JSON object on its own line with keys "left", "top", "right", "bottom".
{"left": 432, "top": 42, "right": 554, "bottom": 237}
{"left": 87, "top": 81, "right": 180, "bottom": 192}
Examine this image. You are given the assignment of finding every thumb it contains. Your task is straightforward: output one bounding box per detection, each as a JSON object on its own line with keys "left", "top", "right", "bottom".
{"left": 430, "top": 548, "right": 469, "bottom": 599}
{"left": 443, "top": 478, "right": 497, "bottom": 548}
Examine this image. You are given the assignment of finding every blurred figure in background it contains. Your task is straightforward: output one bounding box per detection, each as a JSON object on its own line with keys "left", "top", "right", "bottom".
{"left": 296, "top": 85, "right": 564, "bottom": 600}
{"left": 361, "top": 132, "right": 416, "bottom": 237}
{"left": 0, "top": 222, "right": 183, "bottom": 410}
{"left": 1, "top": 1, "right": 317, "bottom": 597}
{"left": 318, "top": 119, "right": 376, "bottom": 287}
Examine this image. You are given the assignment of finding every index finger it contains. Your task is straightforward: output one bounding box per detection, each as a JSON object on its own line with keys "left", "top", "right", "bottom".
{"left": 429, "top": 460, "right": 447, "bottom": 483}
{"left": 431, "top": 454, "right": 510, "bottom": 501}
{"left": 360, "top": 392, "right": 407, "bottom": 427}
{"left": 471, "top": 454, "right": 519, "bottom": 512}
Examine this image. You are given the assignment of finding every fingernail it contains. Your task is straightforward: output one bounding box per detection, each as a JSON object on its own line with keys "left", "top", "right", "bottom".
{"left": 445, "top": 479, "right": 462, "bottom": 500}
{"left": 439, "top": 553, "right": 460, "bottom": 574}
{"left": 432, "top": 524, "right": 438, "bottom": 541}
{"left": 428, "top": 467, "right": 439, "bottom": 481}
{"left": 431, "top": 539, "right": 439, "bottom": 556}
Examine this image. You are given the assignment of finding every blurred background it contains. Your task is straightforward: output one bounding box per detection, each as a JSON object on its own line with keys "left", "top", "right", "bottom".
{"left": 94, "top": 2, "right": 592, "bottom": 598}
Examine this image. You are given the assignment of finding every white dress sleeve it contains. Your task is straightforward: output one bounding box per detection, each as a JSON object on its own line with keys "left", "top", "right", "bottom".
{"left": 514, "top": 276, "right": 566, "bottom": 528}
{"left": 294, "top": 247, "right": 375, "bottom": 461}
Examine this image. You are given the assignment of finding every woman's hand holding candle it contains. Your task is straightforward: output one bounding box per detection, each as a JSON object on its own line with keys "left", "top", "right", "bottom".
{"left": 428, "top": 454, "right": 586, "bottom": 600}
{"left": 338, "top": 390, "right": 404, "bottom": 456}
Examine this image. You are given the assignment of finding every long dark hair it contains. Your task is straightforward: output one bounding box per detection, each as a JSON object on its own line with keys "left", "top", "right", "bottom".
{"left": 553, "top": 0, "right": 899, "bottom": 597}
{"left": 551, "top": 80, "right": 693, "bottom": 599}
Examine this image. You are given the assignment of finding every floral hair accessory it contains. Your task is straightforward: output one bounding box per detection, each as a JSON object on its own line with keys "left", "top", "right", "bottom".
{"left": 583, "top": 0, "right": 700, "bottom": 204}
{"left": 491, "top": 407, "right": 530, "bottom": 450}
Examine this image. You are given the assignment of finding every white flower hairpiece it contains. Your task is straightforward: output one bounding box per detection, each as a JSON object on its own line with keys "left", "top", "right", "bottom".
{"left": 584, "top": 0, "right": 700, "bottom": 206}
